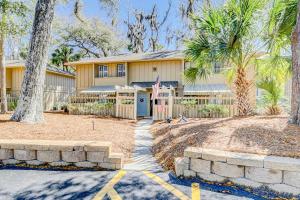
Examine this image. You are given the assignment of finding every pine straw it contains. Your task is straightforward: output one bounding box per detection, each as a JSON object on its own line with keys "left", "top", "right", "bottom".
{"left": 151, "top": 115, "right": 300, "bottom": 171}
{"left": 0, "top": 112, "right": 135, "bottom": 163}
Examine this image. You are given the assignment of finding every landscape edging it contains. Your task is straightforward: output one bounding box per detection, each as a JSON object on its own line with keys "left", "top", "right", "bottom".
{"left": 175, "top": 147, "right": 300, "bottom": 195}
{"left": 0, "top": 139, "right": 123, "bottom": 170}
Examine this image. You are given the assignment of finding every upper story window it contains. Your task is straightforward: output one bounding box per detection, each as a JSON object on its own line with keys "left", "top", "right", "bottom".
{"left": 98, "top": 65, "right": 108, "bottom": 77}
{"left": 117, "top": 64, "right": 125, "bottom": 77}
{"left": 213, "top": 62, "right": 222, "bottom": 73}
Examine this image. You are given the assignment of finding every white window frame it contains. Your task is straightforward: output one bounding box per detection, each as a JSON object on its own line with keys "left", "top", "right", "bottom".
{"left": 117, "top": 64, "right": 125, "bottom": 77}
{"left": 98, "top": 65, "right": 108, "bottom": 78}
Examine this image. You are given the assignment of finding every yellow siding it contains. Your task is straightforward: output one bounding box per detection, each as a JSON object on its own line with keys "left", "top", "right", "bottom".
{"left": 6, "top": 69, "right": 12, "bottom": 88}
{"left": 128, "top": 60, "right": 182, "bottom": 85}
{"left": 45, "top": 72, "right": 75, "bottom": 93}
{"left": 11, "top": 67, "right": 24, "bottom": 91}
{"left": 76, "top": 64, "right": 94, "bottom": 91}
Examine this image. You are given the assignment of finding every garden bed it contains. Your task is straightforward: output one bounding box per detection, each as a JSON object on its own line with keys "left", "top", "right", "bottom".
{"left": 151, "top": 115, "right": 300, "bottom": 170}
{"left": 0, "top": 112, "right": 135, "bottom": 163}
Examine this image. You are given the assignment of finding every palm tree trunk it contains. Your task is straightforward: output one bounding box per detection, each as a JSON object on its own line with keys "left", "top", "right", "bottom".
{"left": 11, "top": 0, "right": 56, "bottom": 123}
{"left": 234, "top": 67, "right": 252, "bottom": 116}
{"left": 0, "top": 32, "right": 7, "bottom": 113}
{"left": 291, "top": 2, "right": 300, "bottom": 126}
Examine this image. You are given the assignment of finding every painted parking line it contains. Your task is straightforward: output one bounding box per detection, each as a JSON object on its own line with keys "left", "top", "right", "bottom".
{"left": 92, "top": 170, "right": 127, "bottom": 200}
{"left": 192, "top": 183, "right": 200, "bottom": 200}
{"left": 93, "top": 170, "right": 201, "bottom": 200}
{"left": 143, "top": 171, "right": 191, "bottom": 200}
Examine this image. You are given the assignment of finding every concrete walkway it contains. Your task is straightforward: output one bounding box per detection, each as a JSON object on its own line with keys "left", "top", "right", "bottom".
{"left": 124, "top": 119, "right": 163, "bottom": 172}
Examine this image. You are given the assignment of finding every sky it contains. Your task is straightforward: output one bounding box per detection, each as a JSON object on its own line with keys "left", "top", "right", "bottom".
{"left": 55, "top": 0, "right": 224, "bottom": 51}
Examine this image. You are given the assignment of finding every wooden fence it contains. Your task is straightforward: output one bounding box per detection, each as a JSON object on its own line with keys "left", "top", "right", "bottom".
{"left": 1, "top": 91, "right": 73, "bottom": 112}
{"left": 172, "top": 95, "right": 236, "bottom": 118}
{"left": 151, "top": 95, "right": 236, "bottom": 121}
{"left": 68, "top": 96, "right": 116, "bottom": 116}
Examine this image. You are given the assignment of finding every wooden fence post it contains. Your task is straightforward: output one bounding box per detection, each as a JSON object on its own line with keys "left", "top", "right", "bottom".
{"left": 168, "top": 92, "right": 173, "bottom": 119}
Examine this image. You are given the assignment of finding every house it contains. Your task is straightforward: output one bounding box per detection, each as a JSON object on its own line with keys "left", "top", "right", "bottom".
{"left": 66, "top": 50, "right": 256, "bottom": 118}
{"left": 2, "top": 60, "right": 75, "bottom": 110}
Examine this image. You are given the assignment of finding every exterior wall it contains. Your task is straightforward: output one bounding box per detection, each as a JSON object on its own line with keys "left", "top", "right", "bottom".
{"left": 94, "top": 77, "right": 126, "bottom": 86}
{"left": 6, "top": 69, "right": 12, "bottom": 89}
{"left": 45, "top": 72, "right": 75, "bottom": 93}
{"left": 11, "top": 67, "right": 24, "bottom": 91}
{"left": 76, "top": 64, "right": 94, "bottom": 92}
{"left": 128, "top": 60, "right": 183, "bottom": 86}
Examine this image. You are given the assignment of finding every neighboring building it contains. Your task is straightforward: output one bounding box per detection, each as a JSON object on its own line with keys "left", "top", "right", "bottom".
{"left": 66, "top": 50, "right": 256, "bottom": 117}
{"left": 2, "top": 60, "right": 75, "bottom": 110}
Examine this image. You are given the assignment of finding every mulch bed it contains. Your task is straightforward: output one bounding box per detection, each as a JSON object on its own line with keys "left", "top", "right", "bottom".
{"left": 151, "top": 115, "right": 300, "bottom": 171}
{"left": 0, "top": 112, "right": 135, "bottom": 163}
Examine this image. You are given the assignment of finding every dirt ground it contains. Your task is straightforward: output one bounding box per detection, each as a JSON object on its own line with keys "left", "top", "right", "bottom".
{"left": 0, "top": 112, "right": 135, "bottom": 162}
{"left": 151, "top": 115, "right": 300, "bottom": 170}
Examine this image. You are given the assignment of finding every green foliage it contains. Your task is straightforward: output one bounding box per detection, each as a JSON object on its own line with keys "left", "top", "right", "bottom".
{"left": 58, "top": 19, "right": 125, "bottom": 57}
{"left": 184, "top": 0, "right": 267, "bottom": 83}
{"left": 68, "top": 102, "right": 115, "bottom": 116}
{"left": 0, "top": 0, "right": 30, "bottom": 36}
{"left": 198, "top": 104, "right": 229, "bottom": 118}
{"left": 7, "top": 101, "right": 17, "bottom": 111}
{"left": 266, "top": 0, "right": 298, "bottom": 53}
{"left": 180, "top": 99, "right": 197, "bottom": 107}
{"left": 121, "top": 99, "right": 134, "bottom": 104}
{"left": 51, "top": 45, "right": 82, "bottom": 70}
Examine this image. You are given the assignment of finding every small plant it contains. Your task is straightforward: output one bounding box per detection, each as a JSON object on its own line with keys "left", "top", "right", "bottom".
{"left": 8, "top": 101, "right": 17, "bottom": 111}
{"left": 181, "top": 99, "right": 197, "bottom": 116}
{"left": 121, "top": 99, "right": 134, "bottom": 104}
{"left": 198, "top": 104, "right": 229, "bottom": 118}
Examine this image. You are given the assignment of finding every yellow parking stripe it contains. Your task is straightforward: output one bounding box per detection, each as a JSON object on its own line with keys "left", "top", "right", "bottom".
{"left": 143, "top": 171, "right": 190, "bottom": 200}
{"left": 107, "top": 188, "right": 122, "bottom": 200}
{"left": 191, "top": 183, "right": 200, "bottom": 200}
{"left": 92, "top": 170, "right": 127, "bottom": 200}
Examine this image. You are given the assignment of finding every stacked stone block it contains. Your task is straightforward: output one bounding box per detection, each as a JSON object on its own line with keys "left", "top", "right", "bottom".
{"left": 0, "top": 139, "right": 123, "bottom": 170}
{"left": 175, "top": 147, "right": 300, "bottom": 195}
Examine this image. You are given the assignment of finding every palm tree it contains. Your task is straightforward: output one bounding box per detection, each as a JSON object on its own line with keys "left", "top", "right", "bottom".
{"left": 266, "top": 0, "right": 300, "bottom": 125}
{"left": 256, "top": 55, "right": 291, "bottom": 114}
{"left": 184, "top": 0, "right": 266, "bottom": 116}
{"left": 51, "top": 46, "right": 82, "bottom": 71}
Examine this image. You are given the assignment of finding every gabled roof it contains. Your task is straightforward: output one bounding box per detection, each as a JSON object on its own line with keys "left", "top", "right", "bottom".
{"left": 66, "top": 50, "right": 185, "bottom": 66}
{"left": 5, "top": 60, "right": 75, "bottom": 77}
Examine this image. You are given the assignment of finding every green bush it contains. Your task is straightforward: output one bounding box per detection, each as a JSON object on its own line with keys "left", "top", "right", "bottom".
{"left": 68, "top": 102, "right": 114, "bottom": 116}
{"left": 198, "top": 104, "right": 229, "bottom": 118}
{"left": 8, "top": 101, "right": 18, "bottom": 111}
{"left": 121, "top": 99, "right": 134, "bottom": 104}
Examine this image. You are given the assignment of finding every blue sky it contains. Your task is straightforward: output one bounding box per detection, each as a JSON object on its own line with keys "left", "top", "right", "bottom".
{"left": 55, "top": 0, "right": 224, "bottom": 51}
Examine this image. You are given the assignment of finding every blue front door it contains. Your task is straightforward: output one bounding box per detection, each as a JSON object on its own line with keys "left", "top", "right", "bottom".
{"left": 137, "top": 92, "right": 148, "bottom": 117}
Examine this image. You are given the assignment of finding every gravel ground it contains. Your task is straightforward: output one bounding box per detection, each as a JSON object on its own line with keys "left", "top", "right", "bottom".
{"left": 0, "top": 112, "right": 135, "bottom": 162}
{"left": 151, "top": 115, "right": 300, "bottom": 170}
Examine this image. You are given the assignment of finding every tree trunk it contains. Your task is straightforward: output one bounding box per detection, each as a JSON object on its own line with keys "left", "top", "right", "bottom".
{"left": 291, "top": 2, "right": 300, "bottom": 126}
{"left": 234, "top": 67, "right": 252, "bottom": 116}
{"left": 11, "top": 0, "right": 56, "bottom": 123}
{"left": 0, "top": 33, "right": 7, "bottom": 113}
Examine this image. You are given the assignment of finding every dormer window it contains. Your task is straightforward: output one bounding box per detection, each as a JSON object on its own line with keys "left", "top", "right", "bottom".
{"left": 98, "top": 65, "right": 108, "bottom": 77}
{"left": 117, "top": 64, "right": 125, "bottom": 77}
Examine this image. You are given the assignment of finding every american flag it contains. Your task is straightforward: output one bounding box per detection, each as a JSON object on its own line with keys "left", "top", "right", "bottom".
{"left": 151, "top": 76, "right": 160, "bottom": 100}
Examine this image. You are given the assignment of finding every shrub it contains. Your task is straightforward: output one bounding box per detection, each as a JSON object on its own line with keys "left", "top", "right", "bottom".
{"left": 8, "top": 101, "right": 17, "bottom": 111}
{"left": 198, "top": 104, "right": 229, "bottom": 118}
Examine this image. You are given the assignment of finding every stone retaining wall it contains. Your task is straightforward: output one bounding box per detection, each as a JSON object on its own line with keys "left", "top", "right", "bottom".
{"left": 175, "top": 147, "right": 300, "bottom": 195}
{"left": 0, "top": 139, "right": 123, "bottom": 170}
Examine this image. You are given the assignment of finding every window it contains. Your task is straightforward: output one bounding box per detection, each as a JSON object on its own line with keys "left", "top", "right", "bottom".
{"left": 213, "top": 63, "right": 222, "bottom": 73}
{"left": 98, "top": 65, "right": 108, "bottom": 77}
{"left": 117, "top": 64, "right": 125, "bottom": 77}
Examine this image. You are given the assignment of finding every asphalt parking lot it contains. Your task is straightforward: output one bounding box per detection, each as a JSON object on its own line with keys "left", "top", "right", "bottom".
{"left": 0, "top": 166, "right": 295, "bottom": 200}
